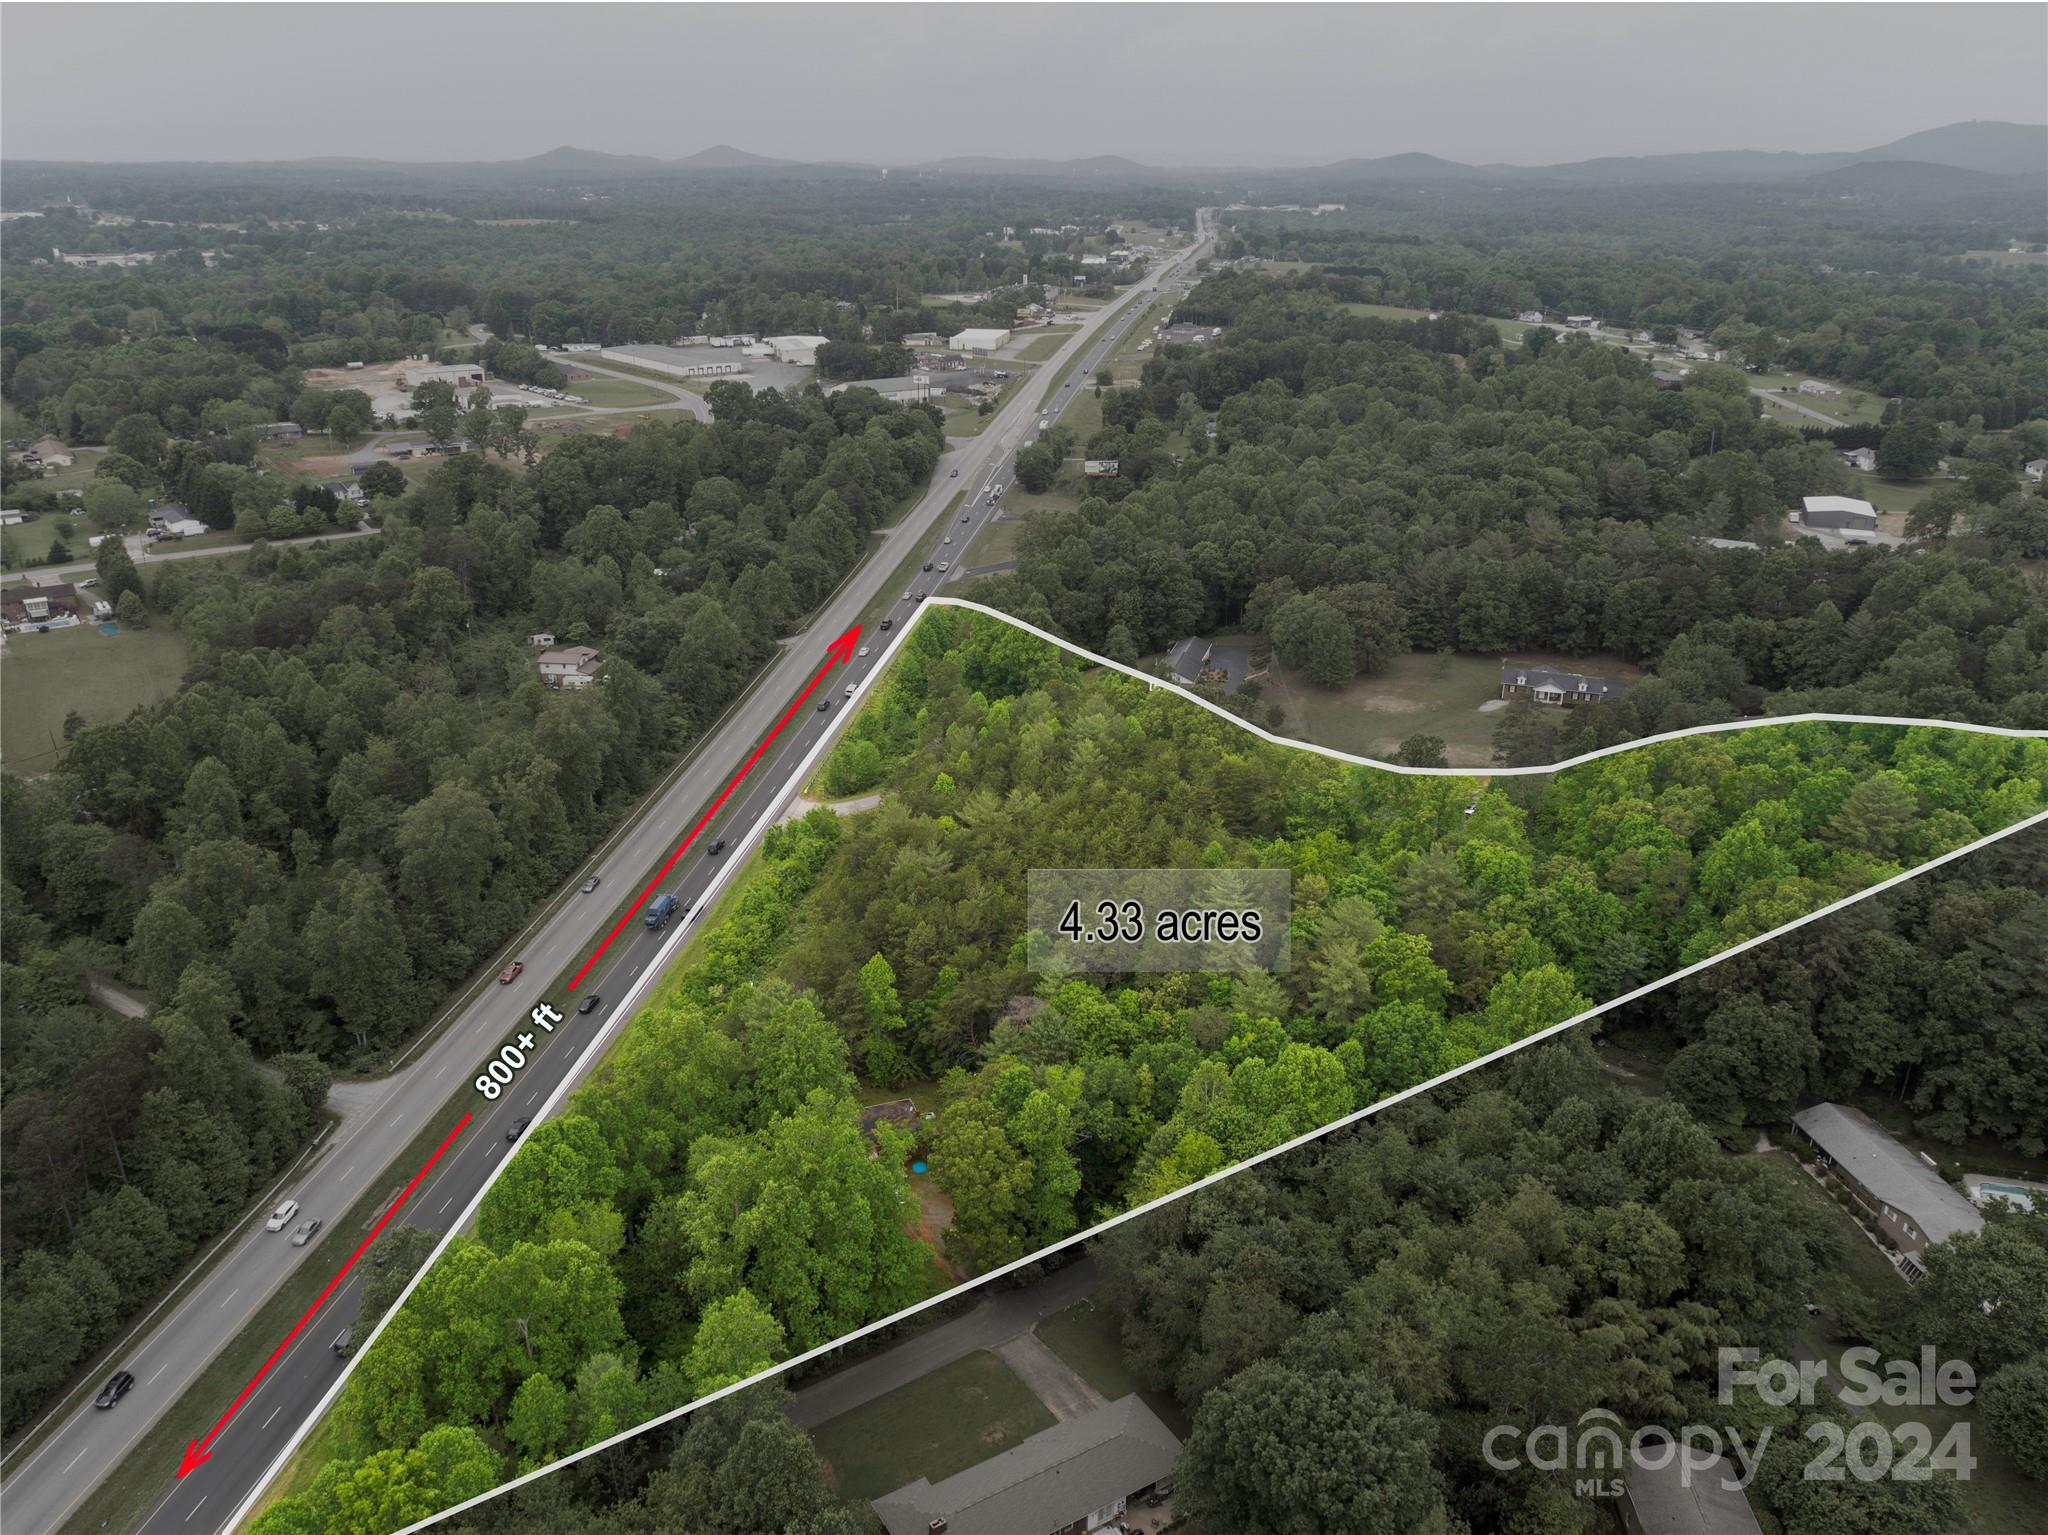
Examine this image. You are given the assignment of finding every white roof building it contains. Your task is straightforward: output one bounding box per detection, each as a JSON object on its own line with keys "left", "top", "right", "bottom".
{"left": 537, "top": 645, "right": 602, "bottom": 688}
{"left": 950, "top": 327, "right": 1011, "bottom": 353}
{"left": 765, "top": 334, "right": 830, "bottom": 366}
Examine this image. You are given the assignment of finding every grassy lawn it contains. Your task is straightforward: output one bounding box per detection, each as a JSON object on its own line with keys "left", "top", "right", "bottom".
{"left": 1262, "top": 651, "right": 1504, "bottom": 764}
{"left": 1, "top": 621, "right": 188, "bottom": 772}
{"left": 1260, "top": 649, "right": 1646, "bottom": 765}
{"left": 1848, "top": 470, "right": 1939, "bottom": 530}
{"left": 1011, "top": 327, "right": 1079, "bottom": 363}
{"left": 809, "top": 1350, "right": 1054, "bottom": 1502}
{"left": 963, "top": 516, "right": 1022, "bottom": 568}
{"left": 568, "top": 376, "right": 672, "bottom": 408}
{"left": 1744, "top": 369, "right": 1889, "bottom": 426}
{"left": 0, "top": 511, "right": 93, "bottom": 568}
{"left": 1036, "top": 1299, "right": 1192, "bottom": 1438}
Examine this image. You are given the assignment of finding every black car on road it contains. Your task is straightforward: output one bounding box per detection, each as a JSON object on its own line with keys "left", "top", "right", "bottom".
{"left": 577, "top": 994, "right": 602, "bottom": 1015}
{"left": 95, "top": 1371, "right": 135, "bottom": 1409}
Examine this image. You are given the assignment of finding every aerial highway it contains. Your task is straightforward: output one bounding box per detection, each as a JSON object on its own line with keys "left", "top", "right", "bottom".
{"left": 0, "top": 213, "right": 1210, "bottom": 1535}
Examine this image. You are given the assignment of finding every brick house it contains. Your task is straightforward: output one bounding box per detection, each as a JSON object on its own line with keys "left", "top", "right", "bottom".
{"left": 1499, "top": 662, "right": 1633, "bottom": 707}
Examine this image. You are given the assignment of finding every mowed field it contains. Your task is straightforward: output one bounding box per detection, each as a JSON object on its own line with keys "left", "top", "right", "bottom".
{"left": 1261, "top": 649, "right": 1645, "bottom": 765}
{"left": 1, "top": 621, "right": 188, "bottom": 772}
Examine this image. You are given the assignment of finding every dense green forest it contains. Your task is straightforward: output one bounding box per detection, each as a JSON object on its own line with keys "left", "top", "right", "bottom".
{"left": 969, "top": 273, "right": 2048, "bottom": 763}
{"left": 246, "top": 607, "right": 2044, "bottom": 1531}
{"left": 0, "top": 389, "right": 940, "bottom": 1433}
{"left": 368, "top": 826, "right": 2048, "bottom": 1535}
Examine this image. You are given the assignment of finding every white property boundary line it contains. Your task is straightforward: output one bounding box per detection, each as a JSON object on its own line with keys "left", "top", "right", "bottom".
{"left": 231, "top": 599, "right": 2047, "bottom": 1535}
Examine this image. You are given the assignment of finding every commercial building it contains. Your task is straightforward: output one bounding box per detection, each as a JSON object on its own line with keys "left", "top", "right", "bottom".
{"left": 1564, "top": 315, "right": 1598, "bottom": 329}
{"left": 537, "top": 645, "right": 603, "bottom": 689}
{"left": 950, "top": 327, "right": 1012, "bottom": 354}
{"left": 1792, "top": 1102, "right": 1982, "bottom": 1279}
{"left": 872, "top": 1395, "right": 1180, "bottom": 1535}
{"left": 1798, "top": 496, "right": 1879, "bottom": 532}
{"left": 764, "top": 334, "right": 831, "bottom": 366}
{"left": 1499, "top": 663, "right": 1633, "bottom": 707}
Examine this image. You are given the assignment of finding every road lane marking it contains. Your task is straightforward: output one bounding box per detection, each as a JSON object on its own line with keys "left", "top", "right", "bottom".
{"left": 439, "top": 1198, "right": 451, "bottom": 1214}
{"left": 185, "top": 1494, "right": 207, "bottom": 1521}
{"left": 219, "top": 1286, "right": 240, "bottom": 1308}
{"left": 63, "top": 1446, "right": 88, "bottom": 1473}
{"left": 340, "top": 1164, "right": 353, "bottom": 1179}
{"left": 148, "top": 1362, "right": 169, "bottom": 1384}
{"left": 263, "top": 1405, "right": 283, "bottom": 1430}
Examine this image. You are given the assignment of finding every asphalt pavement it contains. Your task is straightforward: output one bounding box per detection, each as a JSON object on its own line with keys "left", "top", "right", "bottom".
{"left": 0, "top": 215, "right": 1208, "bottom": 1535}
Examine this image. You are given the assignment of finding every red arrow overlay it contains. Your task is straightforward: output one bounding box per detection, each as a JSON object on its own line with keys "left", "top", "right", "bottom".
{"left": 177, "top": 1113, "right": 472, "bottom": 1479}
{"left": 568, "top": 623, "right": 861, "bottom": 992}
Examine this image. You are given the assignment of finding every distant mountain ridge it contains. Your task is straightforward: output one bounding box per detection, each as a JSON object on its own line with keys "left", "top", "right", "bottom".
{"left": 7, "top": 121, "right": 2041, "bottom": 186}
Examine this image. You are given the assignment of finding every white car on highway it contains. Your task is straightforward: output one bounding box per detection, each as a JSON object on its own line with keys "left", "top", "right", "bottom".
{"left": 265, "top": 1198, "right": 300, "bottom": 1232}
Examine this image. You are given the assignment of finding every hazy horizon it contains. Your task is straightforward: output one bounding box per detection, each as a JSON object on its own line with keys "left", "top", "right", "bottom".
{"left": 2, "top": 3, "right": 2043, "bottom": 168}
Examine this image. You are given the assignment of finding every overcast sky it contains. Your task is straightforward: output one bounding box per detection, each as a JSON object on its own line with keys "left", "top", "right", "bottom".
{"left": 3, "top": 3, "right": 2042, "bottom": 166}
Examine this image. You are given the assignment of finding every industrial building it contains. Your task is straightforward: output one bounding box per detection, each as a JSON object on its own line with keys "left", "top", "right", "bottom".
{"left": 950, "top": 326, "right": 1011, "bottom": 354}
{"left": 1798, "top": 496, "right": 1879, "bottom": 532}
{"left": 764, "top": 334, "right": 831, "bottom": 366}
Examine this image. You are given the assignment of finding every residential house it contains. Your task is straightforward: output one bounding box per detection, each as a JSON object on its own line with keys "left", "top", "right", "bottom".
{"left": 1796, "top": 379, "right": 1841, "bottom": 398}
{"left": 536, "top": 645, "right": 602, "bottom": 689}
{"left": 323, "top": 480, "right": 367, "bottom": 505}
{"left": 873, "top": 1395, "right": 1180, "bottom": 1535}
{"left": 1841, "top": 447, "right": 1878, "bottom": 472}
{"left": 1620, "top": 1447, "right": 1764, "bottom": 1535}
{"left": 1516, "top": 310, "right": 1546, "bottom": 324}
{"left": 255, "top": 422, "right": 307, "bottom": 440}
{"left": 1797, "top": 495, "right": 1878, "bottom": 533}
{"left": 1499, "top": 662, "right": 1633, "bottom": 707}
{"left": 2, "top": 582, "right": 88, "bottom": 626}
{"left": 1651, "top": 370, "right": 1689, "bottom": 388}
{"left": 0, "top": 510, "right": 25, "bottom": 526}
{"left": 1791, "top": 1103, "right": 1982, "bottom": 1280}
{"left": 2024, "top": 459, "right": 2045, "bottom": 484}
{"left": 1563, "top": 315, "right": 1598, "bottom": 329}
{"left": 1167, "top": 636, "right": 1210, "bottom": 685}
{"left": 27, "top": 436, "right": 74, "bottom": 467}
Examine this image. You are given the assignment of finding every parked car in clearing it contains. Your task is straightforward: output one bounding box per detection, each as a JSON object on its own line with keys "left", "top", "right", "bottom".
{"left": 94, "top": 1371, "right": 135, "bottom": 1409}
{"left": 498, "top": 961, "right": 523, "bottom": 984}
{"left": 290, "top": 1218, "right": 322, "bottom": 1247}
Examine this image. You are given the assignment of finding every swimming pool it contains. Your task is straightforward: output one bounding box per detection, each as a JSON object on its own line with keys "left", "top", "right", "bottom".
{"left": 1973, "top": 1181, "right": 2038, "bottom": 1210}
